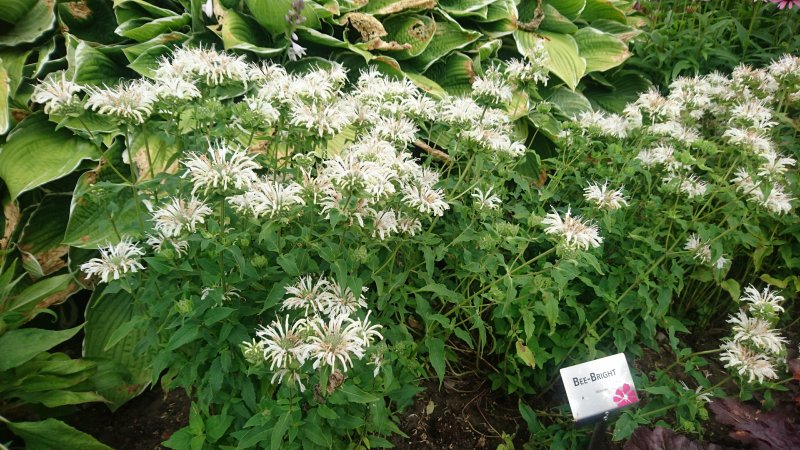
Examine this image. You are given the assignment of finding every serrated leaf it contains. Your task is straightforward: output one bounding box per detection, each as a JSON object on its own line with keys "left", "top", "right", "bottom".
{"left": 427, "top": 336, "right": 445, "bottom": 383}
{"left": 0, "top": 114, "right": 100, "bottom": 200}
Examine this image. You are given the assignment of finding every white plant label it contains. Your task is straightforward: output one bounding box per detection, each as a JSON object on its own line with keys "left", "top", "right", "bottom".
{"left": 560, "top": 353, "right": 638, "bottom": 421}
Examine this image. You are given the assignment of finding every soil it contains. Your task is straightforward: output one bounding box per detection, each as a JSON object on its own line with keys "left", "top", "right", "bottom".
{"left": 389, "top": 377, "right": 528, "bottom": 450}
{"left": 66, "top": 387, "right": 191, "bottom": 450}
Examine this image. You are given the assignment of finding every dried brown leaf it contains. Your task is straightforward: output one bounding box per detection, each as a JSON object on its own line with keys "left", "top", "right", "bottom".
{"left": 624, "top": 426, "right": 723, "bottom": 450}
{"left": 709, "top": 397, "right": 800, "bottom": 450}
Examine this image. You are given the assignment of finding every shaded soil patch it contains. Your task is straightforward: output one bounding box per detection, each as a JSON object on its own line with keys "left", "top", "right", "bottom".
{"left": 65, "top": 387, "right": 191, "bottom": 450}
{"left": 390, "top": 376, "right": 528, "bottom": 449}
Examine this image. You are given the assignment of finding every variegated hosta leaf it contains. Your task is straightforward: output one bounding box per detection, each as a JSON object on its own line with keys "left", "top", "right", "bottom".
{"left": 381, "top": 14, "right": 436, "bottom": 60}
{"left": 0, "top": 0, "right": 56, "bottom": 47}
{"left": 515, "top": 29, "right": 586, "bottom": 91}
{"left": 409, "top": 11, "right": 480, "bottom": 72}
{"left": 574, "top": 27, "right": 631, "bottom": 74}
{"left": 580, "top": 0, "right": 627, "bottom": 23}
{"left": 213, "top": 7, "right": 285, "bottom": 57}
{"left": 542, "top": 0, "right": 586, "bottom": 21}
{"left": 359, "top": 0, "right": 436, "bottom": 16}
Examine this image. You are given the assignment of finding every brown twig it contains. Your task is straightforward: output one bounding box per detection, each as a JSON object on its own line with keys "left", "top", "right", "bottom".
{"left": 414, "top": 139, "right": 451, "bottom": 163}
{"left": 516, "top": 0, "right": 545, "bottom": 31}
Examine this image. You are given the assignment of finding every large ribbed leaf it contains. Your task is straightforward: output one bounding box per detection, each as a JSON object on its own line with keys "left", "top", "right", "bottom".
{"left": 580, "top": 0, "right": 626, "bottom": 23}
{"left": 127, "top": 44, "right": 172, "bottom": 78}
{"left": 63, "top": 175, "right": 144, "bottom": 249}
{"left": 544, "top": 85, "right": 592, "bottom": 118}
{"left": 83, "top": 289, "right": 151, "bottom": 411}
{"left": 381, "top": 14, "right": 436, "bottom": 60}
{"left": 0, "top": 325, "right": 83, "bottom": 371}
{"left": 0, "top": 0, "right": 56, "bottom": 47}
{"left": 539, "top": 4, "right": 579, "bottom": 34}
{"left": 5, "top": 418, "right": 113, "bottom": 450}
{"left": 360, "top": 0, "right": 436, "bottom": 15}
{"left": 214, "top": 8, "right": 284, "bottom": 57}
{"left": 122, "top": 32, "right": 188, "bottom": 62}
{"left": 0, "top": 49, "right": 30, "bottom": 98}
{"left": 409, "top": 12, "right": 480, "bottom": 72}
{"left": 116, "top": 14, "right": 190, "bottom": 42}
{"left": 438, "top": 0, "right": 495, "bottom": 18}
{"left": 58, "top": 0, "right": 124, "bottom": 44}
{"left": 574, "top": 27, "right": 630, "bottom": 74}
{"left": 65, "top": 35, "right": 128, "bottom": 86}
{"left": 543, "top": 0, "right": 586, "bottom": 21}
{"left": 479, "top": 0, "right": 516, "bottom": 37}
{"left": 0, "top": 64, "right": 8, "bottom": 135}
{"left": 0, "top": 114, "right": 100, "bottom": 200}
{"left": 244, "top": 0, "right": 328, "bottom": 34}
{"left": 585, "top": 71, "right": 650, "bottom": 113}
{"left": 590, "top": 18, "right": 641, "bottom": 42}
{"left": 424, "top": 52, "right": 474, "bottom": 95}
{"left": 515, "top": 30, "right": 585, "bottom": 91}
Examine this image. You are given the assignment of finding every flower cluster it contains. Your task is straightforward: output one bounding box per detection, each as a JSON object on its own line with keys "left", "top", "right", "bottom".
{"left": 79, "top": 238, "right": 146, "bottom": 283}
{"left": 720, "top": 285, "right": 788, "bottom": 384}
{"left": 244, "top": 275, "right": 383, "bottom": 391}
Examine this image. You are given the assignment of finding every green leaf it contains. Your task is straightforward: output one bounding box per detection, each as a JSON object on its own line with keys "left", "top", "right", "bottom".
{"left": 515, "top": 339, "right": 536, "bottom": 368}
{"left": 720, "top": 279, "right": 741, "bottom": 301}
{"left": 543, "top": 85, "right": 592, "bottom": 118}
{"left": 409, "top": 12, "right": 481, "bottom": 72}
{"left": 360, "top": 0, "right": 437, "bottom": 15}
{"left": 516, "top": 30, "right": 585, "bottom": 91}
{"left": 580, "top": 0, "right": 626, "bottom": 23}
{"left": 116, "top": 14, "right": 190, "bottom": 42}
{"left": 543, "top": 0, "right": 586, "bottom": 21}
{"left": 63, "top": 175, "right": 144, "bottom": 249}
{"left": 6, "top": 274, "right": 73, "bottom": 314}
{"left": 340, "top": 384, "right": 379, "bottom": 403}
{"left": 0, "top": 325, "right": 83, "bottom": 371}
{"left": 65, "top": 35, "right": 128, "bottom": 86}
{"left": 427, "top": 336, "right": 445, "bottom": 383}
{"left": 0, "top": 114, "right": 100, "bottom": 200}
{"left": 539, "top": 4, "right": 579, "bottom": 34}
{"left": 0, "top": 48, "right": 31, "bottom": 97}
{"left": 214, "top": 8, "right": 285, "bottom": 57}
{"left": 4, "top": 418, "right": 112, "bottom": 450}
{"left": 57, "top": 0, "right": 124, "bottom": 45}
{"left": 17, "top": 390, "right": 107, "bottom": 408}
{"left": 167, "top": 323, "right": 201, "bottom": 350}
{"left": 424, "top": 52, "right": 474, "bottom": 95}
{"left": 0, "top": 64, "right": 10, "bottom": 135}
{"left": 574, "top": 27, "right": 630, "bottom": 74}
{"left": 543, "top": 292, "right": 559, "bottom": 334}
{"left": 0, "top": 0, "right": 56, "bottom": 47}
{"left": 83, "top": 289, "right": 151, "bottom": 410}
{"left": 271, "top": 410, "right": 291, "bottom": 450}
{"left": 381, "top": 14, "right": 436, "bottom": 60}
{"left": 244, "top": 0, "right": 326, "bottom": 34}
{"left": 128, "top": 44, "right": 173, "bottom": 78}
{"left": 584, "top": 71, "right": 650, "bottom": 113}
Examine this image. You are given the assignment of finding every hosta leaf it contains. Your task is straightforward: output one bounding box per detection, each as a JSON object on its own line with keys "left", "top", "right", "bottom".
{"left": 409, "top": 12, "right": 480, "bottom": 72}
{"left": 543, "top": 85, "right": 592, "bottom": 118}
{"left": 539, "top": 4, "right": 579, "bottom": 34}
{"left": 580, "top": 0, "right": 626, "bottom": 23}
{"left": 127, "top": 44, "right": 173, "bottom": 77}
{"left": 5, "top": 418, "right": 113, "bottom": 450}
{"left": 424, "top": 52, "right": 474, "bottom": 95}
{"left": 0, "top": 0, "right": 56, "bottom": 47}
{"left": 590, "top": 18, "right": 641, "bottom": 42}
{"left": 0, "top": 64, "right": 8, "bottom": 135}
{"left": 360, "top": 0, "right": 436, "bottom": 15}
{"left": 122, "top": 32, "right": 188, "bottom": 62}
{"left": 244, "top": 0, "right": 328, "bottom": 34}
{"left": 65, "top": 35, "right": 128, "bottom": 86}
{"left": 543, "top": 0, "right": 586, "bottom": 21}
{"left": 574, "top": 27, "right": 630, "bottom": 74}
{"left": 438, "top": 0, "right": 494, "bottom": 18}
{"left": 485, "top": 0, "right": 516, "bottom": 21}
{"left": 57, "top": 0, "right": 124, "bottom": 45}
{"left": 0, "top": 48, "right": 31, "bottom": 98}
{"left": 516, "top": 30, "right": 585, "bottom": 91}
{"left": 83, "top": 288, "right": 151, "bottom": 411}
{"left": 63, "top": 176, "right": 144, "bottom": 249}
{"left": 213, "top": 8, "right": 284, "bottom": 57}
{"left": 381, "top": 14, "right": 436, "bottom": 60}
{"left": 5, "top": 273, "right": 74, "bottom": 315}
{"left": 116, "top": 14, "right": 191, "bottom": 42}
{"left": 294, "top": 27, "right": 385, "bottom": 65}
{"left": 0, "top": 114, "right": 100, "bottom": 200}
{"left": 0, "top": 325, "right": 83, "bottom": 371}
{"left": 18, "top": 194, "right": 71, "bottom": 275}
{"left": 584, "top": 71, "right": 650, "bottom": 113}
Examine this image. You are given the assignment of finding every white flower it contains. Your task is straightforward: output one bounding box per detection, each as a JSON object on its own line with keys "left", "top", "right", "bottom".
{"left": 636, "top": 144, "right": 674, "bottom": 167}
{"left": 154, "top": 77, "right": 201, "bottom": 101}
{"left": 741, "top": 285, "right": 785, "bottom": 317}
{"left": 720, "top": 341, "right": 779, "bottom": 384}
{"left": 287, "top": 38, "right": 307, "bottom": 62}
{"left": 152, "top": 196, "right": 213, "bottom": 237}
{"left": 31, "top": 72, "right": 83, "bottom": 114}
{"left": 396, "top": 213, "right": 422, "bottom": 236}
{"left": 505, "top": 56, "right": 549, "bottom": 86}
{"left": 182, "top": 142, "right": 260, "bottom": 194}
{"left": 583, "top": 182, "right": 628, "bottom": 210}
{"left": 372, "top": 210, "right": 399, "bottom": 240}
{"left": 158, "top": 46, "right": 250, "bottom": 85}
{"left": 371, "top": 116, "right": 418, "bottom": 145}
{"left": 439, "top": 96, "right": 483, "bottom": 124}
{"left": 541, "top": 207, "right": 603, "bottom": 251}
{"left": 722, "top": 127, "right": 773, "bottom": 155}
{"left": 757, "top": 150, "right": 796, "bottom": 178}
{"left": 146, "top": 231, "right": 189, "bottom": 257}
{"left": 288, "top": 99, "right": 353, "bottom": 136}
{"left": 227, "top": 178, "right": 305, "bottom": 218}
{"left": 649, "top": 121, "right": 700, "bottom": 144}
{"left": 256, "top": 316, "right": 308, "bottom": 370}
{"left": 84, "top": 80, "right": 156, "bottom": 124}
{"left": 680, "top": 381, "right": 713, "bottom": 404}
{"left": 321, "top": 280, "right": 369, "bottom": 318}
{"left": 676, "top": 175, "right": 708, "bottom": 199}
{"left": 768, "top": 54, "right": 800, "bottom": 81}
{"left": 80, "top": 238, "right": 146, "bottom": 283}
{"left": 368, "top": 353, "right": 383, "bottom": 377}
{"left": 302, "top": 314, "right": 366, "bottom": 371}
{"left": 472, "top": 66, "right": 513, "bottom": 105}
{"left": 349, "top": 311, "right": 384, "bottom": 346}
{"left": 472, "top": 187, "right": 502, "bottom": 210}
{"left": 282, "top": 275, "right": 330, "bottom": 314}
{"left": 761, "top": 183, "right": 793, "bottom": 215}
{"left": 244, "top": 96, "right": 281, "bottom": 125}
{"left": 714, "top": 255, "right": 729, "bottom": 270}
{"left": 727, "top": 310, "right": 788, "bottom": 354}
{"left": 402, "top": 184, "right": 450, "bottom": 217}
{"left": 729, "top": 99, "right": 776, "bottom": 129}
{"left": 684, "top": 233, "right": 711, "bottom": 264}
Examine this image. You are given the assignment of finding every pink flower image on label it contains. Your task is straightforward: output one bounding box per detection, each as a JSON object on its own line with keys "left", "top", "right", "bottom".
{"left": 613, "top": 383, "right": 638, "bottom": 407}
